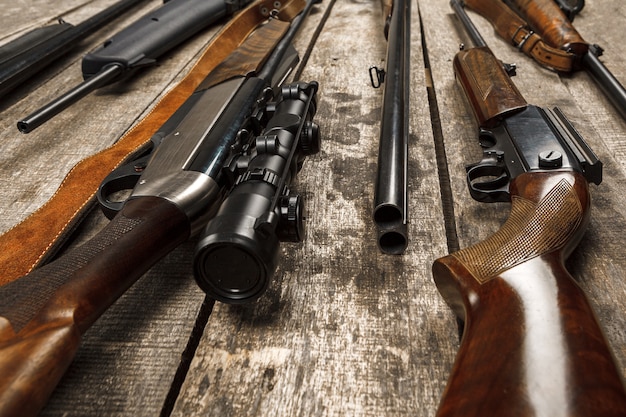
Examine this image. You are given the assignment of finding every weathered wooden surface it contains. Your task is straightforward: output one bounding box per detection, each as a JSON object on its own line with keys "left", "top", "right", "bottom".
{"left": 0, "top": 0, "right": 625, "bottom": 416}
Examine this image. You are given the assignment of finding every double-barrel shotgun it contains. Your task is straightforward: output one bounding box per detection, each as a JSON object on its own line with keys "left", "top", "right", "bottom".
{"left": 432, "top": 1, "right": 626, "bottom": 415}
{"left": 0, "top": 0, "right": 320, "bottom": 414}
{"left": 461, "top": 0, "right": 626, "bottom": 121}
{"left": 370, "top": 0, "right": 410, "bottom": 254}
{"left": 17, "top": 0, "right": 255, "bottom": 133}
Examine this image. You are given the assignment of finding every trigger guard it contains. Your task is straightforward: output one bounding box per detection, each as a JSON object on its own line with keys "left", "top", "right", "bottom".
{"left": 97, "top": 168, "right": 143, "bottom": 219}
{"left": 97, "top": 142, "right": 157, "bottom": 219}
{"left": 466, "top": 163, "right": 511, "bottom": 203}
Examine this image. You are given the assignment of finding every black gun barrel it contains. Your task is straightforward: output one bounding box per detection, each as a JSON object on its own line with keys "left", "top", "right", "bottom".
{"left": 373, "top": 0, "right": 410, "bottom": 254}
{"left": 17, "top": 63, "right": 123, "bottom": 133}
{"left": 582, "top": 46, "right": 626, "bottom": 121}
{"left": 0, "top": 0, "right": 146, "bottom": 98}
{"left": 17, "top": 0, "right": 249, "bottom": 133}
{"left": 450, "top": 0, "right": 486, "bottom": 48}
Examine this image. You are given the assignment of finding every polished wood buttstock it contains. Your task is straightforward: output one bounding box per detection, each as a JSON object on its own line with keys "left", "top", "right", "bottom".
{"left": 453, "top": 46, "right": 527, "bottom": 127}
{"left": 508, "top": 0, "right": 588, "bottom": 56}
{"left": 0, "top": 196, "right": 190, "bottom": 417}
{"left": 433, "top": 171, "right": 626, "bottom": 417}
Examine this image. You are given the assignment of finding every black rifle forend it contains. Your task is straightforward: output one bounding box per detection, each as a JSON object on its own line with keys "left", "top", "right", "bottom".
{"left": 17, "top": 0, "right": 253, "bottom": 133}
{"left": 0, "top": 0, "right": 148, "bottom": 99}
{"left": 0, "top": 0, "right": 319, "bottom": 413}
{"left": 371, "top": 0, "right": 411, "bottom": 255}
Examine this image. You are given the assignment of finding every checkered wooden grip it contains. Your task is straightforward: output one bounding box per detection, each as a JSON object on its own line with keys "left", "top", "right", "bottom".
{"left": 432, "top": 171, "right": 626, "bottom": 416}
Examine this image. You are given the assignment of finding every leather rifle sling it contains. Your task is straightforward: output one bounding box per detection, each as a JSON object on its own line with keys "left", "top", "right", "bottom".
{"left": 0, "top": 0, "right": 305, "bottom": 286}
{"left": 463, "top": 0, "right": 576, "bottom": 72}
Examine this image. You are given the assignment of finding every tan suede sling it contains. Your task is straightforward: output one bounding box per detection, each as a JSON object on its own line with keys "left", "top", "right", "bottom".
{"left": 0, "top": 0, "right": 305, "bottom": 285}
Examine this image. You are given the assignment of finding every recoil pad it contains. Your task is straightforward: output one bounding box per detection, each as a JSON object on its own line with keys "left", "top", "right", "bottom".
{"left": 193, "top": 81, "right": 319, "bottom": 303}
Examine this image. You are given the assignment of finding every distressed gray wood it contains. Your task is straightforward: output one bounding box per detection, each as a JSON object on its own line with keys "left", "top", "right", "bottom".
{"left": 170, "top": 1, "right": 451, "bottom": 416}
{"left": 0, "top": 0, "right": 625, "bottom": 416}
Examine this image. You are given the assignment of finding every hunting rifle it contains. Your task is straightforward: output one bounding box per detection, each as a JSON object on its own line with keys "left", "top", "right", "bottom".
{"left": 370, "top": 0, "right": 410, "bottom": 254}
{"left": 17, "top": 0, "right": 254, "bottom": 133}
{"left": 461, "top": 0, "right": 626, "bottom": 121}
{"left": 0, "top": 0, "right": 320, "bottom": 414}
{"left": 432, "top": 1, "right": 626, "bottom": 416}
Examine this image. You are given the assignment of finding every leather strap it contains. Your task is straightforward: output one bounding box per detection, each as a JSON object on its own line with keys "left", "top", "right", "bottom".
{"left": 463, "top": 0, "right": 576, "bottom": 72}
{"left": 0, "top": 0, "right": 305, "bottom": 285}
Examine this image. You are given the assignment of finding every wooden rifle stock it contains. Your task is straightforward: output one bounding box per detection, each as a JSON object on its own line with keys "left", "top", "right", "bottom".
{"left": 435, "top": 11, "right": 626, "bottom": 413}
{"left": 0, "top": 197, "right": 191, "bottom": 417}
{"left": 453, "top": 46, "right": 527, "bottom": 127}
{"left": 433, "top": 171, "right": 626, "bottom": 416}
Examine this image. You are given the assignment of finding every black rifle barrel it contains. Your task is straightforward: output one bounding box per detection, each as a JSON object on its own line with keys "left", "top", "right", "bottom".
{"left": 17, "top": 64, "right": 124, "bottom": 133}
{"left": 373, "top": 0, "right": 410, "bottom": 254}
{"left": 450, "top": 0, "right": 486, "bottom": 48}
{"left": 582, "top": 47, "right": 626, "bottom": 121}
{"left": 0, "top": 0, "right": 146, "bottom": 98}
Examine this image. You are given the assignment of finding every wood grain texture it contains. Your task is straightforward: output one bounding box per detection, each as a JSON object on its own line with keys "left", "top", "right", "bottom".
{"left": 0, "top": 0, "right": 624, "bottom": 416}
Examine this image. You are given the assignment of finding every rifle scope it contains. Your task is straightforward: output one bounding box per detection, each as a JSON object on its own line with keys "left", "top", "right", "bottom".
{"left": 193, "top": 81, "right": 320, "bottom": 303}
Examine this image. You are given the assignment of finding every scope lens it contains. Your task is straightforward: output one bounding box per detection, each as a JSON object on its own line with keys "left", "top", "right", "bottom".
{"left": 194, "top": 242, "right": 269, "bottom": 304}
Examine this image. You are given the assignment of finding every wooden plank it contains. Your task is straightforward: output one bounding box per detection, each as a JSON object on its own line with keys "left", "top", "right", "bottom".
{"left": 170, "top": 1, "right": 452, "bottom": 416}
{"left": 0, "top": 0, "right": 120, "bottom": 41}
